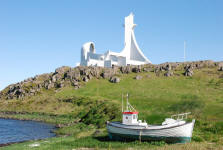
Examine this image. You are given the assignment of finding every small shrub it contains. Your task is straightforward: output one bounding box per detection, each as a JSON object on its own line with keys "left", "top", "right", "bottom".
{"left": 80, "top": 102, "right": 120, "bottom": 128}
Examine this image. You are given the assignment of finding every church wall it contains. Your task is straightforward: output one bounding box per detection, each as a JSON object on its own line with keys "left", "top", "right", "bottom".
{"left": 104, "top": 60, "right": 112, "bottom": 68}
{"left": 87, "top": 58, "right": 104, "bottom": 67}
{"left": 80, "top": 13, "right": 151, "bottom": 68}
{"left": 88, "top": 52, "right": 104, "bottom": 60}
{"left": 117, "top": 57, "right": 126, "bottom": 66}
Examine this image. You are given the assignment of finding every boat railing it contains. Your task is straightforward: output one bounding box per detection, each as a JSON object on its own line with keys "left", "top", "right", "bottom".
{"left": 171, "top": 112, "right": 191, "bottom": 120}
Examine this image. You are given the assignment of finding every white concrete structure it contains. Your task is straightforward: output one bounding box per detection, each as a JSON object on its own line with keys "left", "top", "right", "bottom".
{"left": 80, "top": 13, "right": 151, "bottom": 67}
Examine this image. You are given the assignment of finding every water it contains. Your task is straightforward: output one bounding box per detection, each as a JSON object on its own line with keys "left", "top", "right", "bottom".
{"left": 0, "top": 118, "right": 56, "bottom": 144}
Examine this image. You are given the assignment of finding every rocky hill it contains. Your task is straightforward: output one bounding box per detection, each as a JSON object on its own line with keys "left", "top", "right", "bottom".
{"left": 1, "top": 60, "right": 223, "bottom": 149}
{"left": 0, "top": 60, "right": 223, "bottom": 100}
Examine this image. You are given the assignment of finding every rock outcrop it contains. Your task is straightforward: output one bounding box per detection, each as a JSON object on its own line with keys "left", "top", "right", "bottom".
{"left": 0, "top": 60, "right": 221, "bottom": 100}
{"left": 109, "top": 76, "right": 120, "bottom": 83}
{"left": 135, "top": 75, "right": 143, "bottom": 80}
{"left": 184, "top": 65, "right": 194, "bottom": 76}
{"left": 218, "top": 62, "right": 223, "bottom": 71}
{"left": 164, "top": 71, "right": 174, "bottom": 77}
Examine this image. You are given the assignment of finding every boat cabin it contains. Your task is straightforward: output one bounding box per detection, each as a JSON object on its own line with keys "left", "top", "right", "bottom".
{"left": 121, "top": 93, "right": 147, "bottom": 126}
{"left": 122, "top": 111, "right": 139, "bottom": 125}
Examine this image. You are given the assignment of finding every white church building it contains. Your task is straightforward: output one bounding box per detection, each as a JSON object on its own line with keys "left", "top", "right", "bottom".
{"left": 80, "top": 13, "right": 151, "bottom": 68}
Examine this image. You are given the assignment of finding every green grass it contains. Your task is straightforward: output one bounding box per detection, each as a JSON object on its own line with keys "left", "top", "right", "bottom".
{"left": 1, "top": 67, "right": 223, "bottom": 149}
{"left": 1, "top": 136, "right": 223, "bottom": 150}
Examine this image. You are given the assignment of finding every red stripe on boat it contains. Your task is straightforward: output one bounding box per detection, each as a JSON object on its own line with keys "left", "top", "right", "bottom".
{"left": 122, "top": 112, "right": 138, "bottom": 114}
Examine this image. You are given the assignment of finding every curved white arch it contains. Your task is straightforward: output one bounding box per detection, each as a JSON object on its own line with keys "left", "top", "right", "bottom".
{"left": 82, "top": 42, "right": 95, "bottom": 58}
{"left": 81, "top": 42, "right": 95, "bottom": 66}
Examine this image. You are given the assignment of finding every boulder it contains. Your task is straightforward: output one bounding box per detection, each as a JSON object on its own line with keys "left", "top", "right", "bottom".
{"left": 191, "top": 60, "right": 215, "bottom": 69}
{"left": 154, "top": 67, "right": 159, "bottom": 73}
{"left": 9, "top": 85, "right": 16, "bottom": 93}
{"left": 44, "top": 81, "right": 54, "bottom": 89}
{"left": 47, "top": 83, "right": 55, "bottom": 89}
{"left": 154, "top": 65, "right": 166, "bottom": 72}
{"left": 110, "top": 76, "right": 120, "bottom": 83}
{"left": 58, "top": 82, "right": 64, "bottom": 88}
{"left": 135, "top": 75, "right": 142, "bottom": 80}
{"left": 79, "top": 67, "right": 91, "bottom": 76}
{"left": 37, "top": 84, "right": 42, "bottom": 89}
{"left": 55, "top": 66, "right": 70, "bottom": 75}
{"left": 83, "top": 76, "right": 89, "bottom": 82}
{"left": 159, "top": 66, "right": 166, "bottom": 72}
{"left": 52, "top": 75, "right": 57, "bottom": 82}
{"left": 184, "top": 65, "right": 194, "bottom": 76}
{"left": 166, "top": 64, "right": 171, "bottom": 71}
{"left": 132, "top": 65, "right": 142, "bottom": 73}
{"left": 87, "top": 74, "right": 93, "bottom": 80}
{"left": 169, "top": 63, "right": 180, "bottom": 70}
{"left": 218, "top": 62, "right": 223, "bottom": 71}
{"left": 111, "top": 65, "right": 120, "bottom": 74}
{"left": 30, "top": 89, "right": 36, "bottom": 93}
{"left": 120, "top": 66, "right": 131, "bottom": 74}
{"left": 101, "top": 69, "right": 114, "bottom": 79}
{"left": 73, "top": 81, "right": 79, "bottom": 87}
{"left": 164, "top": 71, "right": 174, "bottom": 77}
{"left": 66, "top": 68, "right": 81, "bottom": 81}
{"left": 71, "top": 80, "right": 80, "bottom": 90}
{"left": 143, "top": 67, "right": 153, "bottom": 72}
{"left": 89, "top": 66, "right": 101, "bottom": 78}
{"left": 203, "top": 60, "right": 215, "bottom": 68}
{"left": 25, "top": 77, "right": 34, "bottom": 82}
{"left": 219, "top": 66, "right": 223, "bottom": 71}
{"left": 74, "top": 86, "right": 79, "bottom": 90}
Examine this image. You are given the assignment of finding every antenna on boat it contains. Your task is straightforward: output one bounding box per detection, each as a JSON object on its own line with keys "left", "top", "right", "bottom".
{"left": 122, "top": 94, "right": 124, "bottom": 112}
{"left": 126, "top": 93, "right": 129, "bottom": 111}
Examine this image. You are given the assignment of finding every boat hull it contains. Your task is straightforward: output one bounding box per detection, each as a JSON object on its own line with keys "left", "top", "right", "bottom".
{"left": 107, "top": 120, "right": 195, "bottom": 143}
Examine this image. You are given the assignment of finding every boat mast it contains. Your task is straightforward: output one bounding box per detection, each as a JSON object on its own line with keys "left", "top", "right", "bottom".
{"left": 122, "top": 94, "right": 123, "bottom": 112}
{"left": 126, "top": 93, "right": 129, "bottom": 111}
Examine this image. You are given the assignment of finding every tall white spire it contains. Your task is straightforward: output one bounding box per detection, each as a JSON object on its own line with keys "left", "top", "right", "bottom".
{"left": 121, "top": 13, "right": 151, "bottom": 64}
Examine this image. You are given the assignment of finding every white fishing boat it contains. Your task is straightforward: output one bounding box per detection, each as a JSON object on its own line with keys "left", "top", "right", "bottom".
{"left": 106, "top": 94, "right": 195, "bottom": 143}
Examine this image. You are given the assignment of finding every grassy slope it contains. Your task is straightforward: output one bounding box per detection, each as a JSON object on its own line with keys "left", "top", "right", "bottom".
{"left": 1, "top": 67, "right": 223, "bottom": 149}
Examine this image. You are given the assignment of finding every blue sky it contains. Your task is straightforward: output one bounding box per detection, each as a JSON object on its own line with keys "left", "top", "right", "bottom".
{"left": 0, "top": 0, "right": 222, "bottom": 90}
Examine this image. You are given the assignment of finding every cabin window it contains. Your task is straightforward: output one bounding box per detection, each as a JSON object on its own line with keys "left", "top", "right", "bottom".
{"left": 133, "top": 115, "right": 136, "bottom": 119}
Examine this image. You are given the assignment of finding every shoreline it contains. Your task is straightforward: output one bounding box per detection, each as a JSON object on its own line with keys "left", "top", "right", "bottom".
{"left": 0, "top": 141, "right": 28, "bottom": 148}
{"left": 0, "top": 115, "right": 58, "bottom": 147}
{"left": 0, "top": 111, "right": 64, "bottom": 127}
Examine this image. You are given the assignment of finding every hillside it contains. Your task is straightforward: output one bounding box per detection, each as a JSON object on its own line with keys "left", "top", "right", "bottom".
{"left": 1, "top": 60, "right": 223, "bottom": 150}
